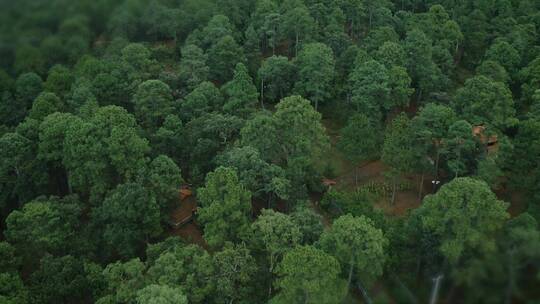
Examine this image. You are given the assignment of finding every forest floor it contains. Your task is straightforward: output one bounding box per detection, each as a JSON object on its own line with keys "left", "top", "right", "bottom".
{"left": 167, "top": 112, "right": 527, "bottom": 261}
{"left": 317, "top": 118, "right": 426, "bottom": 218}
{"left": 316, "top": 117, "right": 527, "bottom": 218}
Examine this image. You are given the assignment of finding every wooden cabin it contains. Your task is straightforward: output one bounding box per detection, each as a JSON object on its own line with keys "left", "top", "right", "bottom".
{"left": 169, "top": 185, "right": 197, "bottom": 228}
{"left": 472, "top": 125, "right": 498, "bottom": 154}
{"left": 322, "top": 178, "right": 337, "bottom": 187}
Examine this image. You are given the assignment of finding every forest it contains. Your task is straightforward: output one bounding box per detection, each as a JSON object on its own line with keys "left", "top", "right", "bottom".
{"left": 0, "top": 0, "right": 540, "bottom": 303}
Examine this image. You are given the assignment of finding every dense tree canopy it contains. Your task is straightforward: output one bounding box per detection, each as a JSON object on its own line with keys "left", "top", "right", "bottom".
{"left": 1, "top": 0, "right": 539, "bottom": 303}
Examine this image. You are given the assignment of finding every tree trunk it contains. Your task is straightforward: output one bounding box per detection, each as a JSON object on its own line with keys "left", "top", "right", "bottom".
{"left": 429, "top": 274, "right": 444, "bottom": 304}
{"left": 295, "top": 32, "right": 299, "bottom": 57}
{"left": 315, "top": 99, "right": 318, "bottom": 111}
{"left": 418, "top": 172, "right": 424, "bottom": 199}
{"left": 355, "top": 166, "right": 359, "bottom": 187}
{"left": 417, "top": 88, "right": 423, "bottom": 102}
{"left": 347, "top": 261, "right": 354, "bottom": 293}
{"left": 260, "top": 78, "right": 265, "bottom": 109}
{"left": 504, "top": 252, "right": 514, "bottom": 304}
{"left": 268, "top": 256, "right": 274, "bottom": 299}
{"left": 357, "top": 280, "right": 372, "bottom": 304}
{"left": 391, "top": 272, "right": 418, "bottom": 304}
{"left": 391, "top": 175, "right": 397, "bottom": 205}
{"left": 434, "top": 149, "right": 440, "bottom": 182}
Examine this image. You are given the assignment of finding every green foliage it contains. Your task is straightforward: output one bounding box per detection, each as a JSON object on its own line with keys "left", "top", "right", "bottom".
{"left": 44, "top": 65, "right": 73, "bottom": 98}
{"left": 184, "top": 113, "right": 243, "bottom": 179}
{"left": 141, "top": 155, "right": 183, "bottom": 213}
{"left": 208, "top": 35, "right": 246, "bottom": 83}
{"left": 443, "top": 120, "right": 478, "bottom": 177}
{"left": 212, "top": 243, "right": 258, "bottom": 303}
{"left": 294, "top": 42, "right": 335, "bottom": 109}
{"left": 133, "top": 79, "right": 174, "bottom": 132}
{"left": 136, "top": 284, "right": 188, "bottom": 304}
{"left": 216, "top": 146, "right": 287, "bottom": 199}
{"left": 147, "top": 244, "right": 214, "bottom": 303}
{"left": 3, "top": 2, "right": 540, "bottom": 302}
{"left": 197, "top": 167, "right": 252, "bottom": 248}
{"left": 179, "top": 44, "right": 209, "bottom": 92}
{"left": 91, "top": 182, "right": 161, "bottom": 259}
{"left": 251, "top": 209, "right": 302, "bottom": 274}
{"left": 240, "top": 96, "right": 329, "bottom": 194}
{"left": 0, "top": 272, "right": 29, "bottom": 304}
{"left": 38, "top": 113, "right": 82, "bottom": 164}
{"left": 98, "top": 258, "right": 145, "bottom": 304}
{"left": 63, "top": 106, "right": 150, "bottom": 201}
{"left": 511, "top": 118, "right": 540, "bottom": 202}
{"left": 485, "top": 39, "right": 521, "bottom": 76}
{"left": 375, "top": 41, "right": 406, "bottom": 69}
{"left": 382, "top": 114, "right": 416, "bottom": 176}
{"left": 338, "top": 113, "right": 381, "bottom": 164}
{"left": 319, "top": 214, "right": 387, "bottom": 285}
{"left": 0, "top": 242, "right": 21, "bottom": 273}
{"left": 180, "top": 81, "right": 223, "bottom": 121}
{"left": 29, "top": 255, "right": 94, "bottom": 304}
{"left": 4, "top": 196, "right": 81, "bottom": 258}
{"left": 272, "top": 245, "right": 346, "bottom": 304}
{"left": 28, "top": 92, "right": 63, "bottom": 121}
{"left": 14, "top": 72, "right": 43, "bottom": 121}
{"left": 321, "top": 188, "right": 385, "bottom": 227}
{"left": 222, "top": 63, "right": 259, "bottom": 117}
{"left": 153, "top": 114, "right": 183, "bottom": 160}
{"left": 414, "top": 177, "right": 509, "bottom": 264}
{"left": 453, "top": 76, "right": 516, "bottom": 129}
{"left": 290, "top": 205, "right": 324, "bottom": 245}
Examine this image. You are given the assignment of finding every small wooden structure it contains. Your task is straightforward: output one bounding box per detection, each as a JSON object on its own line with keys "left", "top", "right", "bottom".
{"left": 169, "top": 185, "right": 197, "bottom": 229}
{"left": 179, "top": 186, "right": 192, "bottom": 200}
{"left": 322, "top": 178, "right": 337, "bottom": 187}
{"left": 472, "top": 125, "right": 498, "bottom": 154}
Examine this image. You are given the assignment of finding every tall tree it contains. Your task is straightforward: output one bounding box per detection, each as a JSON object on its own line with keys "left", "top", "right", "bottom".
{"left": 319, "top": 214, "right": 387, "bottom": 303}
{"left": 338, "top": 113, "right": 381, "bottom": 185}
{"left": 280, "top": 1, "right": 315, "bottom": 56}
{"left": 349, "top": 59, "right": 389, "bottom": 118}
{"left": 63, "top": 106, "right": 150, "bottom": 202}
{"left": 404, "top": 29, "right": 444, "bottom": 101}
{"left": 29, "top": 255, "right": 94, "bottom": 304}
{"left": 442, "top": 120, "right": 478, "bottom": 178}
{"left": 197, "top": 167, "right": 252, "bottom": 248}
{"left": 294, "top": 43, "right": 335, "bottom": 110}
{"left": 146, "top": 244, "right": 214, "bottom": 303}
{"left": 133, "top": 80, "right": 174, "bottom": 132}
{"left": 411, "top": 103, "right": 457, "bottom": 186}
{"left": 98, "top": 258, "right": 145, "bottom": 304}
{"left": 178, "top": 44, "right": 209, "bottom": 92}
{"left": 28, "top": 92, "right": 63, "bottom": 121}
{"left": 381, "top": 114, "right": 416, "bottom": 204}
{"left": 207, "top": 35, "right": 246, "bottom": 83}
{"left": 251, "top": 209, "right": 301, "bottom": 297}
{"left": 453, "top": 75, "right": 516, "bottom": 129}
{"left": 222, "top": 63, "right": 259, "bottom": 117}
{"left": 4, "top": 197, "right": 81, "bottom": 260}
{"left": 136, "top": 284, "right": 188, "bottom": 304}
{"left": 179, "top": 81, "right": 223, "bottom": 122}
{"left": 257, "top": 55, "right": 296, "bottom": 105}
{"left": 91, "top": 182, "right": 162, "bottom": 259}
{"left": 139, "top": 155, "right": 183, "bottom": 215}
{"left": 412, "top": 177, "right": 509, "bottom": 275}
{"left": 212, "top": 243, "right": 258, "bottom": 303}
{"left": 272, "top": 246, "right": 346, "bottom": 304}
